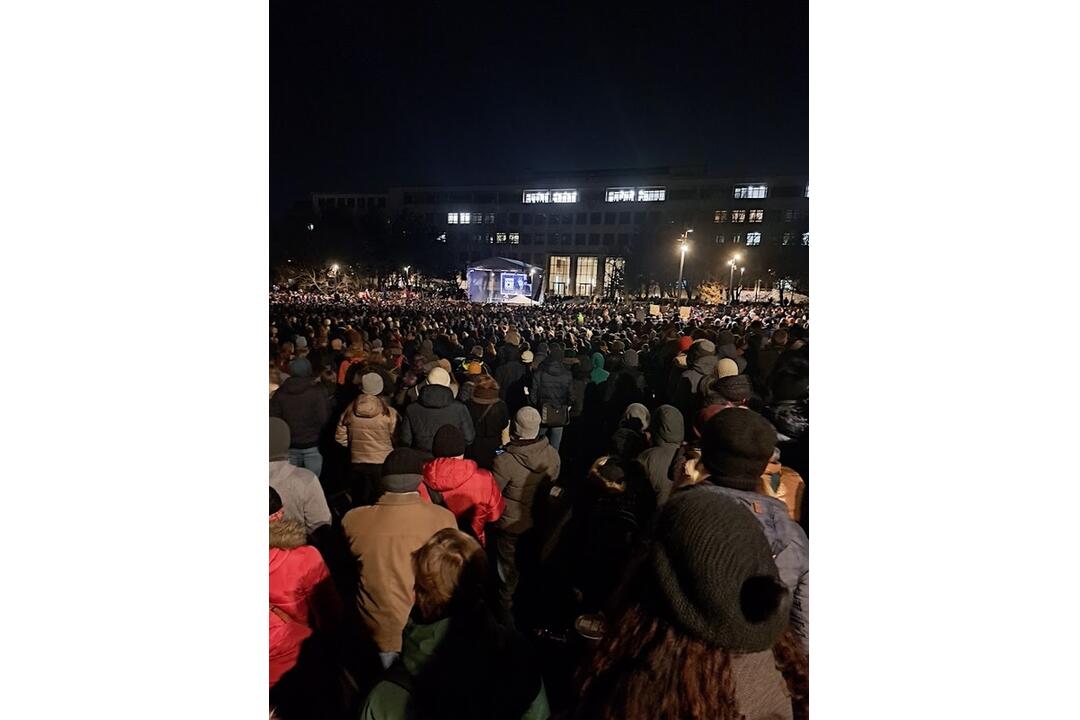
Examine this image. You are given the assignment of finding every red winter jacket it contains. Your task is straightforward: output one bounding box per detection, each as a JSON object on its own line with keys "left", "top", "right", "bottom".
{"left": 422, "top": 457, "right": 506, "bottom": 546}
{"left": 269, "top": 520, "right": 337, "bottom": 687}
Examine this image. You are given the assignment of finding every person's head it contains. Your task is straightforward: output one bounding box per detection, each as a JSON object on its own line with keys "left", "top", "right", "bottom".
{"left": 360, "top": 372, "right": 384, "bottom": 396}
{"left": 427, "top": 366, "right": 452, "bottom": 388}
{"left": 700, "top": 408, "right": 777, "bottom": 490}
{"left": 269, "top": 486, "right": 284, "bottom": 521}
{"left": 587, "top": 456, "right": 634, "bottom": 495}
{"left": 574, "top": 488, "right": 795, "bottom": 720}
{"left": 771, "top": 328, "right": 789, "bottom": 348}
{"left": 714, "top": 358, "right": 739, "bottom": 379}
{"left": 411, "top": 528, "right": 487, "bottom": 624}
{"left": 520, "top": 350, "right": 534, "bottom": 365}
{"left": 269, "top": 418, "right": 290, "bottom": 461}
{"left": 287, "top": 357, "right": 312, "bottom": 378}
{"left": 470, "top": 375, "right": 500, "bottom": 405}
{"left": 622, "top": 403, "right": 651, "bottom": 432}
{"left": 512, "top": 407, "right": 541, "bottom": 440}
{"left": 380, "top": 448, "right": 428, "bottom": 494}
{"left": 432, "top": 425, "right": 466, "bottom": 459}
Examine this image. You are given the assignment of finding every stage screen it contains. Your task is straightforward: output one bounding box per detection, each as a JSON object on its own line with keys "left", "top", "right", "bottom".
{"left": 501, "top": 272, "right": 532, "bottom": 296}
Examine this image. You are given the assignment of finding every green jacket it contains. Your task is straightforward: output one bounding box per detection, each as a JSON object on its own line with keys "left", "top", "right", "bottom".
{"left": 359, "top": 618, "right": 550, "bottom": 720}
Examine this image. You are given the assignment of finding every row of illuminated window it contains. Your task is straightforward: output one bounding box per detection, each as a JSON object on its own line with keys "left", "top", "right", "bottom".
{"left": 523, "top": 189, "right": 579, "bottom": 204}
{"left": 603, "top": 186, "right": 667, "bottom": 202}
{"left": 714, "top": 232, "right": 809, "bottom": 246}
{"left": 714, "top": 209, "right": 806, "bottom": 223}
{"left": 405, "top": 183, "right": 808, "bottom": 205}
{"left": 461, "top": 232, "right": 633, "bottom": 247}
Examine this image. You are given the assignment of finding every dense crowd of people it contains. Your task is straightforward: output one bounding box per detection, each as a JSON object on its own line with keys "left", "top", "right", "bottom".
{"left": 268, "top": 294, "right": 809, "bottom": 719}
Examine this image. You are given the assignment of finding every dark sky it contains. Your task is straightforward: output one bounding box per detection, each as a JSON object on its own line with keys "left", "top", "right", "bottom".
{"left": 271, "top": 3, "right": 807, "bottom": 216}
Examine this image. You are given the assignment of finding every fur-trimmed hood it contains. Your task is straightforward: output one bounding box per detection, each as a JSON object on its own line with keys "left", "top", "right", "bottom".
{"left": 269, "top": 519, "right": 307, "bottom": 550}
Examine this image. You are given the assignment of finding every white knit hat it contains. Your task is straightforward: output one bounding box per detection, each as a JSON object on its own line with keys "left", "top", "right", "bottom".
{"left": 427, "top": 367, "right": 451, "bottom": 387}
{"left": 716, "top": 358, "right": 739, "bottom": 378}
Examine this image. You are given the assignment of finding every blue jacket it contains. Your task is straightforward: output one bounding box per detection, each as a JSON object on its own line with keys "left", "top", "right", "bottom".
{"left": 700, "top": 483, "right": 809, "bottom": 649}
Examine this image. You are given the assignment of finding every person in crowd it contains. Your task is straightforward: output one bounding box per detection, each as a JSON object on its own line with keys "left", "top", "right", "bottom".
{"left": 672, "top": 339, "right": 718, "bottom": 429}
{"left": 270, "top": 357, "right": 333, "bottom": 478}
{"left": 269, "top": 418, "right": 331, "bottom": 537}
{"left": 609, "top": 403, "right": 650, "bottom": 460}
{"left": 636, "top": 404, "right": 685, "bottom": 506}
{"left": 494, "top": 331, "right": 525, "bottom": 396}
{"left": 682, "top": 408, "right": 809, "bottom": 649}
{"left": 464, "top": 374, "right": 510, "bottom": 471}
{"left": 565, "top": 455, "right": 656, "bottom": 613}
{"left": 530, "top": 344, "right": 573, "bottom": 451}
{"left": 588, "top": 351, "right": 609, "bottom": 385}
{"left": 491, "top": 407, "right": 562, "bottom": 626}
{"left": 572, "top": 488, "right": 807, "bottom": 720}
{"left": 336, "top": 373, "right": 399, "bottom": 507}
{"left": 422, "top": 425, "right": 506, "bottom": 547}
{"left": 269, "top": 488, "right": 343, "bottom": 719}
{"left": 399, "top": 366, "right": 475, "bottom": 452}
{"left": 359, "top": 529, "right": 550, "bottom": 719}
{"left": 341, "top": 449, "right": 457, "bottom": 668}
{"left": 761, "top": 446, "right": 806, "bottom": 523}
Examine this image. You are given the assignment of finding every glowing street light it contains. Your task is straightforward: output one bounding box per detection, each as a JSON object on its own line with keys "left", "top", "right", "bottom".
{"left": 675, "top": 230, "right": 692, "bottom": 303}
{"left": 728, "top": 256, "right": 741, "bottom": 303}
{"left": 331, "top": 263, "right": 340, "bottom": 272}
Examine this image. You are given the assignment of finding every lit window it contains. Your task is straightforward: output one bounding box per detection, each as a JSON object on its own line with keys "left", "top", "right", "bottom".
{"left": 549, "top": 255, "right": 571, "bottom": 296}
{"left": 732, "top": 234, "right": 743, "bottom": 244}
{"left": 749, "top": 209, "right": 764, "bottom": 223}
{"left": 805, "top": 184, "right": 809, "bottom": 198}
{"left": 734, "top": 184, "right": 768, "bottom": 199}
{"left": 459, "top": 212, "right": 471, "bottom": 224}
{"left": 714, "top": 210, "right": 728, "bottom": 223}
{"left": 496, "top": 232, "right": 507, "bottom": 244}
{"left": 486, "top": 213, "right": 495, "bottom": 224}
{"left": 784, "top": 209, "right": 797, "bottom": 222}
{"left": 551, "top": 189, "right": 578, "bottom": 203}
{"left": 605, "top": 187, "right": 635, "bottom": 202}
{"left": 746, "top": 232, "right": 761, "bottom": 246}
{"left": 576, "top": 256, "right": 598, "bottom": 295}
{"left": 802, "top": 232, "right": 809, "bottom": 246}
{"left": 509, "top": 232, "right": 520, "bottom": 244}
{"left": 637, "top": 187, "right": 666, "bottom": 202}
{"left": 716, "top": 234, "right": 725, "bottom": 244}
{"left": 731, "top": 210, "right": 746, "bottom": 223}
{"left": 447, "top": 213, "right": 459, "bottom": 224}
{"left": 782, "top": 232, "right": 792, "bottom": 246}
{"left": 523, "top": 190, "right": 550, "bottom": 204}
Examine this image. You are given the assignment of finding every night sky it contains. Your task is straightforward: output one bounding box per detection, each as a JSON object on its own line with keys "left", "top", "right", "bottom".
{"left": 271, "top": 3, "right": 807, "bottom": 217}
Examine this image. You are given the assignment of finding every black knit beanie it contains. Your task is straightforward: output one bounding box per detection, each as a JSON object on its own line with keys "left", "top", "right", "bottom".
{"left": 649, "top": 487, "right": 790, "bottom": 651}
{"left": 432, "top": 425, "right": 466, "bottom": 458}
{"left": 700, "top": 408, "right": 777, "bottom": 490}
{"left": 381, "top": 448, "right": 429, "bottom": 493}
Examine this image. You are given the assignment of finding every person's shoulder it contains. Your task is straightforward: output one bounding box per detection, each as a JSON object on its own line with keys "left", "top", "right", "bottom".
{"left": 359, "top": 679, "right": 410, "bottom": 720}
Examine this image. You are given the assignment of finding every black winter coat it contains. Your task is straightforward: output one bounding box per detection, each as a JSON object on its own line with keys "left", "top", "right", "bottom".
{"left": 270, "top": 377, "right": 332, "bottom": 448}
{"left": 401, "top": 384, "right": 476, "bottom": 452}
{"left": 530, "top": 359, "right": 574, "bottom": 413}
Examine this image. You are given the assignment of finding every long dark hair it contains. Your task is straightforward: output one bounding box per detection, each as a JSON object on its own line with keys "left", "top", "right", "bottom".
{"left": 573, "top": 588, "right": 808, "bottom": 719}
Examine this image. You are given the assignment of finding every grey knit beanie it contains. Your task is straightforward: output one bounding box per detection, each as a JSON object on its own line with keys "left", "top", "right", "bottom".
{"left": 649, "top": 487, "right": 790, "bottom": 651}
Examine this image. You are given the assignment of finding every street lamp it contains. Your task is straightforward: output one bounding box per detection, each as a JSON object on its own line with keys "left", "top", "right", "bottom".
{"left": 403, "top": 266, "right": 411, "bottom": 296}
{"left": 331, "top": 263, "right": 339, "bottom": 272}
{"left": 676, "top": 230, "right": 693, "bottom": 303}
{"left": 728, "top": 255, "right": 741, "bottom": 303}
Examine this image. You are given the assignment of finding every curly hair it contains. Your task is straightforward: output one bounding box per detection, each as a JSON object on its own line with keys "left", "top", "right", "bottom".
{"left": 574, "top": 603, "right": 809, "bottom": 720}
{"left": 574, "top": 603, "right": 742, "bottom": 720}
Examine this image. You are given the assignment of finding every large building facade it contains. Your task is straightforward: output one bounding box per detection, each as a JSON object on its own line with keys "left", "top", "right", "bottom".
{"left": 311, "top": 166, "right": 808, "bottom": 297}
